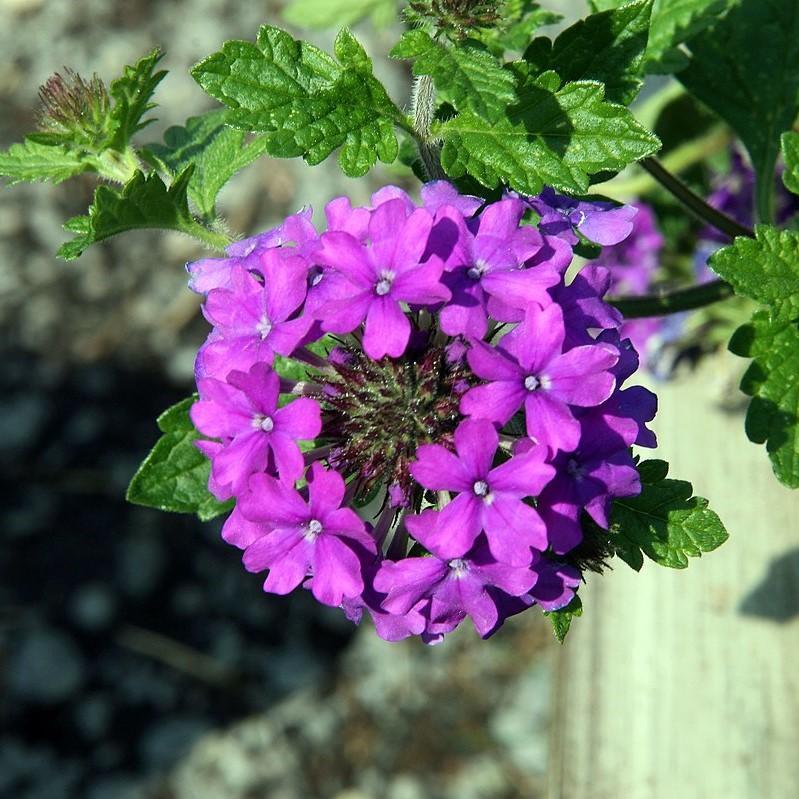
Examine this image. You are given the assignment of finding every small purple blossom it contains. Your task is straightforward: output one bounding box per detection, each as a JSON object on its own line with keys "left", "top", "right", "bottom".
{"left": 528, "top": 187, "right": 638, "bottom": 246}
{"left": 406, "top": 419, "right": 554, "bottom": 565}
{"left": 239, "top": 463, "right": 377, "bottom": 606}
{"left": 461, "top": 304, "right": 619, "bottom": 452}
{"left": 374, "top": 538, "right": 539, "bottom": 637}
{"left": 313, "top": 199, "right": 450, "bottom": 359}
{"left": 192, "top": 363, "right": 321, "bottom": 496}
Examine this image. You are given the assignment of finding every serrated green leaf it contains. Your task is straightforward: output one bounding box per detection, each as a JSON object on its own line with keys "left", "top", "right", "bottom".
{"left": 143, "top": 110, "right": 269, "bottom": 219}
{"left": 191, "top": 26, "right": 402, "bottom": 177}
{"left": 57, "top": 166, "right": 198, "bottom": 260}
{"left": 711, "top": 227, "right": 799, "bottom": 486}
{"left": 782, "top": 131, "right": 799, "bottom": 197}
{"left": 438, "top": 71, "right": 660, "bottom": 195}
{"left": 282, "top": 0, "right": 396, "bottom": 29}
{"left": 0, "top": 137, "right": 96, "bottom": 185}
{"left": 590, "top": 0, "right": 731, "bottom": 71}
{"left": 679, "top": 0, "right": 799, "bottom": 223}
{"left": 544, "top": 595, "right": 582, "bottom": 643}
{"left": 609, "top": 459, "right": 728, "bottom": 569}
{"left": 126, "top": 396, "right": 232, "bottom": 521}
{"left": 107, "top": 49, "right": 167, "bottom": 151}
{"left": 391, "top": 31, "right": 516, "bottom": 118}
{"left": 525, "top": 0, "right": 652, "bottom": 105}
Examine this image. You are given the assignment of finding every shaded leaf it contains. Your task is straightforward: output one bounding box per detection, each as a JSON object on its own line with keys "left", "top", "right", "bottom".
{"left": 144, "top": 110, "right": 269, "bottom": 219}
{"left": 610, "top": 459, "right": 728, "bottom": 569}
{"left": 525, "top": 0, "right": 653, "bottom": 105}
{"left": 57, "top": 166, "right": 197, "bottom": 260}
{"left": 126, "top": 397, "right": 232, "bottom": 521}
{"left": 544, "top": 595, "right": 582, "bottom": 643}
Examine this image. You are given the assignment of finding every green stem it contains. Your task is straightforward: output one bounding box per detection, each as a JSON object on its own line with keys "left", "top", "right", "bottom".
{"left": 640, "top": 157, "right": 754, "bottom": 240}
{"left": 608, "top": 279, "right": 735, "bottom": 319}
{"left": 410, "top": 75, "right": 446, "bottom": 181}
{"left": 183, "top": 220, "right": 233, "bottom": 252}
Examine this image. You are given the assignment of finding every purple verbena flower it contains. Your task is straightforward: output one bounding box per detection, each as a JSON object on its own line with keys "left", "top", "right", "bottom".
{"left": 313, "top": 199, "right": 450, "bottom": 359}
{"left": 528, "top": 186, "right": 638, "bottom": 246}
{"left": 239, "top": 463, "right": 377, "bottom": 606}
{"left": 192, "top": 363, "right": 321, "bottom": 496}
{"left": 461, "top": 304, "right": 619, "bottom": 452}
{"left": 406, "top": 418, "right": 554, "bottom": 565}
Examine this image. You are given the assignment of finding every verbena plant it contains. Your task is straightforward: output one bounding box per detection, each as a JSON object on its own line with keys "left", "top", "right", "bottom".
{"left": 4, "top": 0, "right": 797, "bottom": 643}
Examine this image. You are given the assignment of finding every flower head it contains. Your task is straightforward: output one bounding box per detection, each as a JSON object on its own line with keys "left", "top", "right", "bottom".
{"left": 187, "top": 182, "right": 654, "bottom": 643}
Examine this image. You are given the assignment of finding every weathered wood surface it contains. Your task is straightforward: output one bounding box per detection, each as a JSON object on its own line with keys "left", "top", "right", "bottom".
{"left": 548, "top": 358, "right": 799, "bottom": 799}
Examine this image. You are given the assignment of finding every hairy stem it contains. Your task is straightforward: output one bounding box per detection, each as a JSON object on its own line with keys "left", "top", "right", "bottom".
{"left": 411, "top": 75, "right": 446, "bottom": 181}
{"left": 183, "top": 220, "right": 233, "bottom": 252}
{"left": 640, "top": 157, "right": 754, "bottom": 240}
{"left": 607, "top": 279, "right": 735, "bottom": 319}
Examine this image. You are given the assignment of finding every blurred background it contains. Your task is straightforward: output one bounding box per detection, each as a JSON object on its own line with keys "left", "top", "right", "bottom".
{"left": 1, "top": 2, "right": 797, "bottom": 798}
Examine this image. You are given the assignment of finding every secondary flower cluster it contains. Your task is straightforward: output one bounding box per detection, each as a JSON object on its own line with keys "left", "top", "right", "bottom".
{"left": 187, "top": 181, "right": 657, "bottom": 643}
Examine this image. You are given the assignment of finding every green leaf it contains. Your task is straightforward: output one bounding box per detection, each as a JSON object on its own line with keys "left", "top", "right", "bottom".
{"left": 525, "top": 0, "right": 653, "bottom": 105}
{"left": 0, "top": 137, "right": 96, "bottom": 185}
{"left": 390, "top": 31, "right": 517, "bottom": 118}
{"left": 192, "top": 26, "right": 402, "bottom": 177}
{"left": 438, "top": 71, "right": 660, "bottom": 195}
{"left": 711, "top": 227, "right": 799, "bottom": 486}
{"left": 609, "top": 459, "right": 728, "bottom": 569}
{"left": 782, "top": 131, "right": 799, "bottom": 197}
{"left": 590, "top": 0, "right": 731, "bottom": 71}
{"left": 679, "top": 0, "right": 799, "bottom": 223}
{"left": 107, "top": 49, "right": 167, "bottom": 151}
{"left": 126, "top": 397, "right": 232, "bottom": 521}
{"left": 282, "top": 0, "right": 396, "bottom": 29}
{"left": 544, "top": 595, "right": 582, "bottom": 643}
{"left": 143, "top": 110, "right": 270, "bottom": 219}
{"left": 471, "top": 1, "right": 563, "bottom": 56}
{"left": 57, "top": 166, "right": 198, "bottom": 260}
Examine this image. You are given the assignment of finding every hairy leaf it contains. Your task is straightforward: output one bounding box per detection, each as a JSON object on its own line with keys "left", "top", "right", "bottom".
{"left": 0, "top": 138, "right": 96, "bottom": 185}
{"left": 127, "top": 397, "right": 232, "bottom": 521}
{"left": 438, "top": 71, "right": 660, "bottom": 195}
{"left": 391, "top": 30, "right": 517, "bottom": 117}
{"left": 679, "top": 0, "right": 799, "bottom": 222}
{"left": 282, "top": 0, "right": 396, "bottom": 29}
{"left": 544, "top": 595, "right": 582, "bottom": 643}
{"left": 711, "top": 227, "right": 799, "bottom": 486}
{"left": 192, "top": 26, "right": 402, "bottom": 177}
{"left": 525, "top": 0, "right": 653, "bottom": 105}
{"left": 610, "top": 459, "right": 728, "bottom": 569}
{"left": 782, "top": 131, "right": 799, "bottom": 197}
{"left": 144, "top": 110, "right": 269, "bottom": 219}
{"left": 57, "top": 167, "right": 197, "bottom": 260}
{"left": 108, "top": 49, "right": 167, "bottom": 151}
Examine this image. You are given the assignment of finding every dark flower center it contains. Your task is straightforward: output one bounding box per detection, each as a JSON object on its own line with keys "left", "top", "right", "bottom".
{"left": 316, "top": 344, "right": 473, "bottom": 504}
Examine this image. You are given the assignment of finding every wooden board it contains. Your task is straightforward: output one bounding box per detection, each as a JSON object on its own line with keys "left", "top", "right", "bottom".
{"left": 547, "top": 358, "right": 799, "bottom": 799}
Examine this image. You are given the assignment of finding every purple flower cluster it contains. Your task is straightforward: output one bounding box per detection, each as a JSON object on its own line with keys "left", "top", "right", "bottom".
{"left": 187, "top": 182, "right": 657, "bottom": 643}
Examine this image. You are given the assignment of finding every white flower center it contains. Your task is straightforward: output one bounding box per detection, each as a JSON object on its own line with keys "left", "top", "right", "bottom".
{"left": 473, "top": 480, "right": 489, "bottom": 496}
{"left": 524, "top": 375, "right": 540, "bottom": 391}
{"left": 305, "top": 519, "right": 323, "bottom": 540}
{"left": 255, "top": 314, "right": 272, "bottom": 339}
{"left": 448, "top": 558, "right": 470, "bottom": 578}
{"left": 252, "top": 414, "right": 274, "bottom": 432}
{"left": 375, "top": 270, "right": 395, "bottom": 296}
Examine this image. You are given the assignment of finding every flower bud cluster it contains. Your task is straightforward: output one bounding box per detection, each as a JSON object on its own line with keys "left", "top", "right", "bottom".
{"left": 187, "top": 181, "right": 657, "bottom": 642}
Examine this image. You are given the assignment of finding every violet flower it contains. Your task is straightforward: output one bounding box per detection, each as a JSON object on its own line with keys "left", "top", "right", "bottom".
{"left": 239, "top": 463, "right": 377, "bottom": 606}
{"left": 406, "top": 418, "right": 554, "bottom": 565}
{"left": 192, "top": 363, "right": 321, "bottom": 496}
